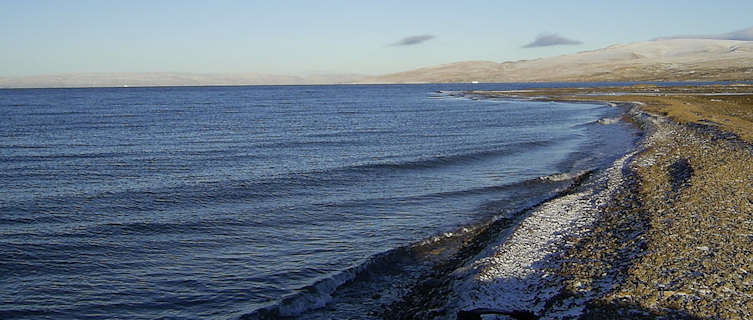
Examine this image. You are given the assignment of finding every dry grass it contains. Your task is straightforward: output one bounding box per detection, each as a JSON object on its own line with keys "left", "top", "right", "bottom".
{"left": 473, "top": 84, "right": 753, "bottom": 142}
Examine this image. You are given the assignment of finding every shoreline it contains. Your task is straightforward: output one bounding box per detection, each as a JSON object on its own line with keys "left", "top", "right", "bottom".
{"left": 241, "top": 91, "right": 630, "bottom": 320}
{"left": 386, "top": 84, "right": 753, "bottom": 319}
{"left": 446, "top": 142, "right": 644, "bottom": 318}
{"left": 378, "top": 101, "right": 647, "bottom": 319}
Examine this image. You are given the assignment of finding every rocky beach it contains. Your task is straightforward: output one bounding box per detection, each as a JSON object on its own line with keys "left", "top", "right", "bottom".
{"left": 551, "top": 85, "right": 753, "bottom": 319}
{"left": 5, "top": 3, "right": 753, "bottom": 319}
{"left": 384, "top": 84, "right": 753, "bottom": 319}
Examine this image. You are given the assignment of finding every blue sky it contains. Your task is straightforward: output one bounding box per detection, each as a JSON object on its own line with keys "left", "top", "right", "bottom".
{"left": 1, "top": 0, "right": 752, "bottom": 76}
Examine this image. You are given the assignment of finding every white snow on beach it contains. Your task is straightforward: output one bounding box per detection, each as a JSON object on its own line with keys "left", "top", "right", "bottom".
{"left": 443, "top": 145, "right": 641, "bottom": 319}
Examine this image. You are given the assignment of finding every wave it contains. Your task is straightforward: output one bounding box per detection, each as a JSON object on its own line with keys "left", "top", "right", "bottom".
{"left": 311, "top": 174, "right": 570, "bottom": 213}
{"left": 349, "top": 139, "right": 555, "bottom": 172}
{"left": 23, "top": 111, "right": 88, "bottom": 116}
{"left": 256, "top": 139, "right": 363, "bottom": 150}
{"left": 538, "top": 170, "right": 592, "bottom": 182}
{"left": 3, "top": 139, "right": 576, "bottom": 229}
{"left": 239, "top": 169, "right": 594, "bottom": 319}
{"left": 240, "top": 230, "right": 473, "bottom": 319}
{"left": 3, "top": 151, "right": 138, "bottom": 162}
{"left": 572, "top": 116, "right": 624, "bottom": 128}
{"left": 597, "top": 116, "right": 623, "bottom": 125}
{"left": 0, "top": 144, "right": 52, "bottom": 149}
{"left": 304, "top": 129, "right": 401, "bottom": 138}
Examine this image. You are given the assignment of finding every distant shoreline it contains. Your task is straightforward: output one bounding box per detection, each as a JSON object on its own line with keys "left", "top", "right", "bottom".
{"left": 2, "top": 80, "right": 752, "bottom": 90}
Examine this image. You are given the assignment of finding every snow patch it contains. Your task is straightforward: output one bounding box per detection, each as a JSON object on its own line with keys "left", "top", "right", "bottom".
{"left": 443, "top": 147, "right": 640, "bottom": 319}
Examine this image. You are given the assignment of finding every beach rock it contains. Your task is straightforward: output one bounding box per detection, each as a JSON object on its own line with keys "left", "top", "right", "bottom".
{"left": 668, "top": 158, "right": 693, "bottom": 192}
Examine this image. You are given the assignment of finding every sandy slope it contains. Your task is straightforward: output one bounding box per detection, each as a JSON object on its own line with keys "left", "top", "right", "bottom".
{"left": 360, "top": 39, "right": 753, "bottom": 83}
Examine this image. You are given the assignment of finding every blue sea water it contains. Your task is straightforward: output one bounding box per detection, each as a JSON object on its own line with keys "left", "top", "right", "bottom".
{"left": 0, "top": 83, "right": 641, "bottom": 319}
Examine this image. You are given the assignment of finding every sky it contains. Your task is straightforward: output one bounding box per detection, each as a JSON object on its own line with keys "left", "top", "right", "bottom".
{"left": 1, "top": 0, "right": 752, "bottom": 77}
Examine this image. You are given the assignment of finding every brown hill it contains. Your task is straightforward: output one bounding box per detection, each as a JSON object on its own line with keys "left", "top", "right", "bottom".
{"left": 360, "top": 39, "right": 753, "bottom": 83}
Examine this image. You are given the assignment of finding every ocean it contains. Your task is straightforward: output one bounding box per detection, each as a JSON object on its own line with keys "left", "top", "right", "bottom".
{"left": 0, "top": 83, "right": 641, "bottom": 319}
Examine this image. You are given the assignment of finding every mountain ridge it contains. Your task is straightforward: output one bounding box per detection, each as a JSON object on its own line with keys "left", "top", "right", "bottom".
{"left": 359, "top": 39, "right": 753, "bottom": 83}
{"left": 1, "top": 39, "right": 752, "bottom": 88}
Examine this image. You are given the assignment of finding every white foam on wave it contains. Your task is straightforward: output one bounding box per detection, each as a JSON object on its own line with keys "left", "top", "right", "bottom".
{"left": 418, "top": 227, "right": 473, "bottom": 247}
{"left": 246, "top": 246, "right": 400, "bottom": 319}
{"left": 539, "top": 170, "right": 593, "bottom": 182}
{"left": 267, "top": 267, "right": 357, "bottom": 317}
{"left": 597, "top": 116, "right": 622, "bottom": 125}
{"left": 247, "top": 224, "right": 477, "bottom": 318}
{"left": 538, "top": 170, "right": 590, "bottom": 182}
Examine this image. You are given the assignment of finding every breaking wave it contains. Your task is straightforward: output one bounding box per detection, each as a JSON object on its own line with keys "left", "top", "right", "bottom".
{"left": 240, "top": 169, "right": 593, "bottom": 319}
{"left": 597, "top": 116, "right": 622, "bottom": 125}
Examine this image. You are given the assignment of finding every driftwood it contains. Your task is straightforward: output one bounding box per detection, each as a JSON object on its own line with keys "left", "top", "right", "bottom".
{"left": 456, "top": 308, "right": 537, "bottom": 320}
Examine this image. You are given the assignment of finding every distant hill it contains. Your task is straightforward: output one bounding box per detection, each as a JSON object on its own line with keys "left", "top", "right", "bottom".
{"left": 0, "top": 72, "right": 366, "bottom": 88}
{"left": 2, "top": 39, "right": 752, "bottom": 88}
{"left": 359, "top": 39, "right": 753, "bottom": 83}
